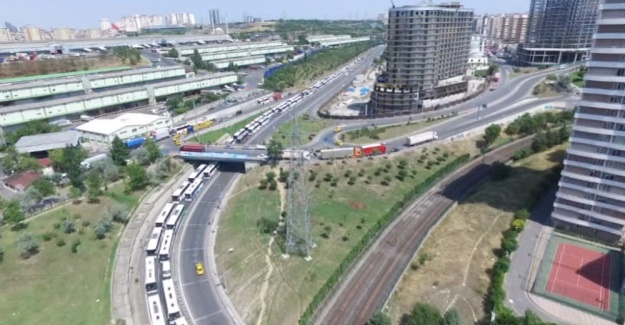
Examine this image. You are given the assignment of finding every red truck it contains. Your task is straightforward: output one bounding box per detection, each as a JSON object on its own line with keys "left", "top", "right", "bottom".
{"left": 359, "top": 143, "right": 387, "bottom": 156}
{"left": 180, "top": 143, "right": 205, "bottom": 153}
{"left": 273, "top": 92, "right": 282, "bottom": 100}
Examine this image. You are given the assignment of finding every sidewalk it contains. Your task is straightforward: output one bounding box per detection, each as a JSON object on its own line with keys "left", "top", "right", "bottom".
{"left": 111, "top": 165, "right": 192, "bottom": 325}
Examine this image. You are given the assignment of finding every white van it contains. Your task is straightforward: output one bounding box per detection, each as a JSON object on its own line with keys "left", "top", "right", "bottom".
{"left": 161, "top": 260, "right": 172, "bottom": 279}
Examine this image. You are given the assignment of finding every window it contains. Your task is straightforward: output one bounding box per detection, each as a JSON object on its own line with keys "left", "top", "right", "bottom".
{"left": 618, "top": 68, "right": 625, "bottom": 77}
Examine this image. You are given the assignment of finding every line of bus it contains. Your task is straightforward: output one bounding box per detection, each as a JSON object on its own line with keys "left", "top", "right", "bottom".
{"left": 147, "top": 294, "right": 167, "bottom": 325}
{"left": 146, "top": 227, "right": 164, "bottom": 255}
{"left": 155, "top": 202, "right": 175, "bottom": 227}
{"left": 162, "top": 278, "right": 182, "bottom": 322}
{"left": 202, "top": 163, "right": 218, "bottom": 179}
{"left": 158, "top": 229, "right": 174, "bottom": 261}
{"left": 183, "top": 179, "right": 204, "bottom": 202}
{"left": 171, "top": 181, "right": 190, "bottom": 203}
{"left": 165, "top": 204, "right": 185, "bottom": 230}
{"left": 188, "top": 164, "right": 207, "bottom": 182}
{"left": 145, "top": 256, "right": 158, "bottom": 294}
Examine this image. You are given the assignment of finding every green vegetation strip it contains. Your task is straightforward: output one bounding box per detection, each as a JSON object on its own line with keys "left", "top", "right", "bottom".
{"left": 263, "top": 41, "right": 376, "bottom": 92}
{"left": 532, "top": 233, "right": 621, "bottom": 321}
{"left": 299, "top": 154, "right": 470, "bottom": 325}
{"left": 0, "top": 66, "right": 131, "bottom": 83}
{"left": 191, "top": 113, "right": 262, "bottom": 144}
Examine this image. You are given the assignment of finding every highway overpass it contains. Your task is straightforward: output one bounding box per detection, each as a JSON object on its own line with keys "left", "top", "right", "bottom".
{"left": 177, "top": 147, "right": 267, "bottom": 163}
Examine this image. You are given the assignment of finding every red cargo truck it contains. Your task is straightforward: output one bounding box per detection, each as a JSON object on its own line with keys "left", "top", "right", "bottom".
{"left": 273, "top": 93, "right": 282, "bottom": 100}
{"left": 360, "top": 143, "right": 387, "bottom": 156}
{"left": 180, "top": 144, "right": 205, "bottom": 153}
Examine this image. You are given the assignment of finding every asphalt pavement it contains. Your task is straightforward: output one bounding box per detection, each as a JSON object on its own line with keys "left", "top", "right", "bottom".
{"left": 174, "top": 46, "right": 385, "bottom": 325}
{"left": 173, "top": 47, "right": 578, "bottom": 325}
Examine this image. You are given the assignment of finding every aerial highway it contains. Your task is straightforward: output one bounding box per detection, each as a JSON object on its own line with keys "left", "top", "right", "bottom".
{"left": 172, "top": 47, "right": 577, "bottom": 325}
{"left": 173, "top": 46, "right": 385, "bottom": 325}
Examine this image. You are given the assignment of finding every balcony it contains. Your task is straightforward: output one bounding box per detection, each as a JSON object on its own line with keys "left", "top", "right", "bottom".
{"left": 586, "top": 61, "right": 625, "bottom": 69}
{"left": 597, "top": 18, "right": 625, "bottom": 25}
{"left": 581, "top": 86, "right": 625, "bottom": 97}
{"left": 594, "top": 32, "right": 625, "bottom": 39}
{"left": 564, "top": 159, "right": 625, "bottom": 178}
{"left": 600, "top": 3, "right": 625, "bottom": 10}
{"left": 572, "top": 124, "right": 625, "bottom": 137}
{"left": 554, "top": 203, "right": 625, "bottom": 226}
{"left": 591, "top": 46, "right": 625, "bottom": 54}
{"left": 551, "top": 212, "right": 623, "bottom": 236}
{"left": 577, "top": 99, "right": 625, "bottom": 110}
{"left": 556, "top": 189, "right": 625, "bottom": 214}
{"left": 574, "top": 112, "right": 625, "bottom": 124}
{"left": 567, "top": 148, "right": 625, "bottom": 164}
{"left": 585, "top": 74, "right": 625, "bottom": 83}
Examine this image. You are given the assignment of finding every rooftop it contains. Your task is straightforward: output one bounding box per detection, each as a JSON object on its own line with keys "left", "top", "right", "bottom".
{"left": 3, "top": 170, "right": 42, "bottom": 191}
{"left": 1, "top": 72, "right": 236, "bottom": 114}
{"left": 15, "top": 130, "right": 81, "bottom": 153}
{"left": 176, "top": 40, "right": 283, "bottom": 51}
{"left": 0, "top": 66, "right": 131, "bottom": 84}
{"left": 0, "top": 66, "right": 185, "bottom": 91}
{"left": 210, "top": 55, "right": 266, "bottom": 64}
{"left": 76, "top": 112, "right": 169, "bottom": 135}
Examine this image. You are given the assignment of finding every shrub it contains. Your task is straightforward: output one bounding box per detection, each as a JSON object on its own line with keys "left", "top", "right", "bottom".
{"left": 491, "top": 162, "right": 512, "bottom": 181}
{"left": 62, "top": 220, "right": 76, "bottom": 234}
{"left": 0, "top": 248, "right": 3, "bottom": 263}
{"left": 109, "top": 205, "right": 130, "bottom": 224}
{"left": 82, "top": 220, "right": 91, "bottom": 227}
{"left": 42, "top": 232, "right": 54, "bottom": 241}
{"left": 17, "top": 233, "right": 39, "bottom": 259}
{"left": 53, "top": 222, "right": 61, "bottom": 229}
{"left": 511, "top": 219, "right": 526, "bottom": 230}
{"left": 514, "top": 209, "right": 531, "bottom": 220}
{"left": 57, "top": 238, "right": 66, "bottom": 247}
{"left": 71, "top": 238, "right": 81, "bottom": 253}
{"left": 341, "top": 236, "right": 349, "bottom": 242}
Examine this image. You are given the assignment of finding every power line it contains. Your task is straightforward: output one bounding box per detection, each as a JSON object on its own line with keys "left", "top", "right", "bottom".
{"left": 285, "top": 114, "right": 314, "bottom": 260}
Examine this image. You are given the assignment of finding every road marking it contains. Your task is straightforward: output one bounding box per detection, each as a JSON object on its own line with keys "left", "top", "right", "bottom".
{"left": 193, "top": 309, "right": 225, "bottom": 322}
{"left": 181, "top": 278, "right": 211, "bottom": 287}
{"left": 179, "top": 247, "right": 205, "bottom": 252}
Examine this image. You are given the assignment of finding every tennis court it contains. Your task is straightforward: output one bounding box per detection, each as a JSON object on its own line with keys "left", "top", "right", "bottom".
{"left": 533, "top": 233, "right": 622, "bottom": 320}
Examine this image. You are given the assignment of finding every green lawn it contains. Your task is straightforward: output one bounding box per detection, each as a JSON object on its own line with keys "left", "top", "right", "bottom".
{"left": 272, "top": 115, "right": 336, "bottom": 146}
{"left": 343, "top": 119, "right": 447, "bottom": 145}
{"left": 0, "top": 186, "right": 142, "bottom": 325}
{"left": 571, "top": 70, "right": 586, "bottom": 87}
{"left": 215, "top": 144, "right": 470, "bottom": 325}
{"left": 190, "top": 113, "right": 262, "bottom": 144}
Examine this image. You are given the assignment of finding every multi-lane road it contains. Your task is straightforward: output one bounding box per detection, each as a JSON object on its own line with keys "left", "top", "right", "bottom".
{"left": 172, "top": 48, "right": 578, "bottom": 325}
{"left": 173, "top": 46, "right": 385, "bottom": 325}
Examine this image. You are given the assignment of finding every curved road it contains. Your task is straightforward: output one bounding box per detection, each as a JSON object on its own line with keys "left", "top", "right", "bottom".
{"left": 173, "top": 48, "right": 578, "bottom": 325}
{"left": 173, "top": 46, "right": 385, "bottom": 325}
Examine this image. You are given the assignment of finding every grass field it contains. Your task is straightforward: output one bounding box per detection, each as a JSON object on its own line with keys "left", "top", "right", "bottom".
{"left": 0, "top": 186, "right": 142, "bottom": 325}
{"left": 191, "top": 114, "right": 262, "bottom": 144}
{"left": 388, "top": 144, "right": 568, "bottom": 324}
{"left": 0, "top": 55, "right": 147, "bottom": 79}
{"left": 272, "top": 115, "right": 336, "bottom": 147}
{"left": 343, "top": 118, "right": 448, "bottom": 145}
{"left": 215, "top": 139, "right": 479, "bottom": 325}
{"left": 510, "top": 67, "right": 539, "bottom": 79}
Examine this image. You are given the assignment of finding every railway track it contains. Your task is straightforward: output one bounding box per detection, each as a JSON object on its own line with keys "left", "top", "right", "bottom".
{"left": 314, "top": 137, "right": 534, "bottom": 325}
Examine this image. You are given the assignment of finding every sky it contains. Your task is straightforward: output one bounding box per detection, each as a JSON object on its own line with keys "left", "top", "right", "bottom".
{"left": 2, "top": 0, "right": 532, "bottom": 29}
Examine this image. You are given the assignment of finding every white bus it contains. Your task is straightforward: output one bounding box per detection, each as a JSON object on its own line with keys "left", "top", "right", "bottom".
{"left": 188, "top": 164, "right": 207, "bottom": 182}
{"left": 202, "top": 163, "right": 218, "bottom": 179}
{"left": 171, "top": 181, "right": 190, "bottom": 202}
{"left": 146, "top": 227, "right": 163, "bottom": 255}
{"left": 183, "top": 179, "right": 204, "bottom": 202}
{"left": 165, "top": 204, "right": 185, "bottom": 230}
{"left": 158, "top": 229, "right": 174, "bottom": 261}
{"left": 161, "top": 260, "right": 172, "bottom": 279}
{"left": 147, "top": 294, "right": 167, "bottom": 325}
{"left": 145, "top": 256, "right": 158, "bottom": 294}
{"left": 155, "top": 203, "right": 175, "bottom": 227}
{"left": 174, "top": 317, "right": 189, "bottom": 325}
{"left": 162, "top": 278, "right": 182, "bottom": 322}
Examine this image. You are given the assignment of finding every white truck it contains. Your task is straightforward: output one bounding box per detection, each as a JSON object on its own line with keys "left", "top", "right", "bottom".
{"left": 318, "top": 147, "right": 355, "bottom": 160}
{"left": 405, "top": 131, "right": 438, "bottom": 147}
{"left": 80, "top": 153, "right": 108, "bottom": 169}
{"left": 280, "top": 150, "right": 311, "bottom": 161}
{"left": 152, "top": 128, "right": 170, "bottom": 141}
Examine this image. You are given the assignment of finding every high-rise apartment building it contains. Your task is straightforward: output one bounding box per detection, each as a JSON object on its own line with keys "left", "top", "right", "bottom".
{"left": 0, "top": 28, "right": 13, "bottom": 42}
{"left": 100, "top": 18, "right": 112, "bottom": 31}
{"left": 23, "top": 25, "right": 44, "bottom": 41}
{"left": 210, "top": 9, "right": 222, "bottom": 26}
{"left": 53, "top": 28, "right": 73, "bottom": 40}
{"left": 167, "top": 13, "right": 178, "bottom": 25}
{"left": 550, "top": 0, "right": 625, "bottom": 244}
{"left": 484, "top": 13, "right": 528, "bottom": 45}
{"left": 369, "top": 2, "right": 473, "bottom": 114}
{"left": 517, "top": 0, "right": 600, "bottom": 66}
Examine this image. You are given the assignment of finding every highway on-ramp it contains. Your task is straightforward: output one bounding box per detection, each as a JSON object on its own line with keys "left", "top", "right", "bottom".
{"left": 173, "top": 47, "right": 577, "bottom": 325}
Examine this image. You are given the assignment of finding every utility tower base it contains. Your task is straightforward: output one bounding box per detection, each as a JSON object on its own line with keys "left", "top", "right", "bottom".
{"left": 304, "top": 256, "right": 313, "bottom": 262}
{"left": 281, "top": 254, "right": 290, "bottom": 259}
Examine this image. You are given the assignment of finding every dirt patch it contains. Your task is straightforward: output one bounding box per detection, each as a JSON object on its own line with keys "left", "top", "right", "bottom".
{"left": 388, "top": 144, "right": 567, "bottom": 324}
{"left": 350, "top": 202, "right": 366, "bottom": 210}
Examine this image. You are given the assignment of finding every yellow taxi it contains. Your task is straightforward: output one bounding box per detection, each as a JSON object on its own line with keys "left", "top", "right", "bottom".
{"left": 195, "top": 262, "right": 204, "bottom": 276}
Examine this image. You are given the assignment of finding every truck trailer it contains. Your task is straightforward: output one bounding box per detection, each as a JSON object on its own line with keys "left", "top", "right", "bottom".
{"left": 360, "top": 143, "right": 387, "bottom": 156}
{"left": 318, "top": 147, "right": 355, "bottom": 160}
{"left": 280, "top": 150, "right": 311, "bottom": 161}
{"left": 152, "top": 129, "right": 170, "bottom": 141}
{"left": 180, "top": 143, "right": 205, "bottom": 153}
{"left": 80, "top": 153, "right": 108, "bottom": 169}
{"left": 405, "top": 131, "right": 438, "bottom": 146}
{"left": 124, "top": 137, "right": 146, "bottom": 149}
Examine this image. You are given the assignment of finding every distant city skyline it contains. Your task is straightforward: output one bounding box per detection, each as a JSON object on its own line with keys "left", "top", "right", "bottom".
{"left": 2, "top": 0, "right": 531, "bottom": 29}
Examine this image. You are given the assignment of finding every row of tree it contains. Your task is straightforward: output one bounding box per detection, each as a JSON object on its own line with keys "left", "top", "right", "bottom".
{"left": 262, "top": 41, "right": 376, "bottom": 92}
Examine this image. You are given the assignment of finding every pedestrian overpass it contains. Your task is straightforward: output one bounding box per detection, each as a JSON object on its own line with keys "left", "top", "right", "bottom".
{"left": 177, "top": 149, "right": 268, "bottom": 163}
